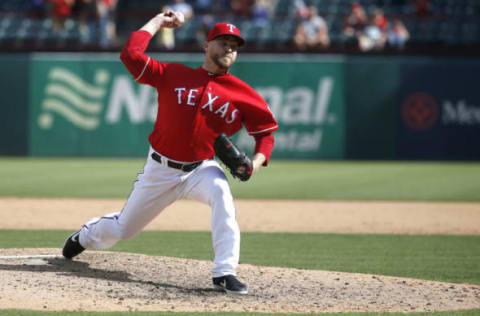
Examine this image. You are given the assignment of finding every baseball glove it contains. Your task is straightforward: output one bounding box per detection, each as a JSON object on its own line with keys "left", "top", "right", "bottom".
{"left": 214, "top": 133, "right": 253, "bottom": 182}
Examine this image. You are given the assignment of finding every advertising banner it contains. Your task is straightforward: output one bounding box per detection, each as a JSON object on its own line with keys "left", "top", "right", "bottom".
{"left": 24, "top": 54, "right": 480, "bottom": 160}
{"left": 397, "top": 60, "right": 480, "bottom": 160}
{"left": 29, "top": 54, "right": 346, "bottom": 158}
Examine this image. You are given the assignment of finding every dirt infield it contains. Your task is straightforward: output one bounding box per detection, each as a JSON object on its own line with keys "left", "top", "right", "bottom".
{"left": 1, "top": 197, "right": 480, "bottom": 234}
{"left": 0, "top": 198, "right": 479, "bottom": 313}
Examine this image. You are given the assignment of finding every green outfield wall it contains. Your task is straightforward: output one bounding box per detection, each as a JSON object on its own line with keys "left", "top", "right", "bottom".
{"left": 0, "top": 54, "right": 30, "bottom": 156}
{"left": 345, "top": 57, "right": 399, "bottom": 159}
{"left": 27, "top": 54, "right": 346, "bottom": 158}
{"left": 1, "top": 53, "right": 479, "bottom": 160}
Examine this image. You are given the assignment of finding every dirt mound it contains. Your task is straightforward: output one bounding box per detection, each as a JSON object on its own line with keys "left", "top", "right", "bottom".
{"left": 0, "top": 248, "right": 479, "bottom": 313}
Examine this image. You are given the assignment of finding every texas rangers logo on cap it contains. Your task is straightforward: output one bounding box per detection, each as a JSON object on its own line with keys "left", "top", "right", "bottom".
{"left": 207, "top": 22, "right": 246, "bottom": 46}
{"left": 226, "top": 23, "right": 235, "bottom": 33}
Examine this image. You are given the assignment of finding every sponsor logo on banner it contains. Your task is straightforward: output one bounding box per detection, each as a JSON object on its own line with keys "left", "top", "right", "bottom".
{"left": 105, "top": 74, "right": 337, "bottom": 153}
{"left": 37, "top": 67, "right": 337, "bottom": 154}
{"left": 401, "top": 92, "right": 439, "bottom": 131}
{"left": 237, "top": 78, "right": 336, "bottom": 152}
{"left": 38, "top": 67, "right": 110, "bottom": 130}
{"left": 106, "top": 75, "right": 158, "bottom": 123}
{"left": 442, "top": 100, "right": 480, "bottom": 125}
{"left": 402, "top": 92, "right": 480, "bottom": 131}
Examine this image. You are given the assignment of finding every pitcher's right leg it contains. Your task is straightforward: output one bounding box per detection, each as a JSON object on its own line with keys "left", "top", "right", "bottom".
{"left": 79, "top": 183, "right": 180, "bottom": 250}
{"left": 63, "top": 149, "right": 183, "bottom": 258}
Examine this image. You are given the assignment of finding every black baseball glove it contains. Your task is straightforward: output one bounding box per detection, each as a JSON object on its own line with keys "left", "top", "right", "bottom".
{"left": 214, "top": 133, "right": 253, "bottom": 181}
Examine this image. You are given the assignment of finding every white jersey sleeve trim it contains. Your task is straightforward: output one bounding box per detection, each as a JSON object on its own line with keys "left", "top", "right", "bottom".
{"left": 134, "top": 57, "right": 150, "bottom": 81}
{"left": 248, "top": 125, "right": 278, "bottom": 135}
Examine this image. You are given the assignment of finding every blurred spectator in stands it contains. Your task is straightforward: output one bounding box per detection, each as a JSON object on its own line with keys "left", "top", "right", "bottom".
{"left": 358, "top": 24, "right": 385, "bottom": 52}
{"left": 359, "top": 7, "right": 388, "bottom": 50}
{"left": 72, "top": 0, "right": 96, "bottom": 43}
{"left": 413, "top": 0, "right": 432, "bottom": 17}
{"left": 294, "top": 5, "right": 330, "bottom": 51}
{"left": 30, "top": 0, "right": 47, "bottom": 19}
{"left": 96, "top": 0, "right": 117, "bottom": 48}
{"left": 342, "top": 2, "right": 367, "bottom": 48}
{"left": 230, "top": 0, "right": 253, "bottom": 18}
{"left": 387, "top": 17, "right": 410, "bottom": 49}
{"left": 252, "top": 0, "right": 271, "bottom": 28}
{"left": 167, "top": 0, "right": 194, "bottom": 50}
{"left": 294, "top": 0, "right": 309, "bottom": 19}
{"left": 170, "top": 0, "right": 194, "bottom": 21}
{"left": 196, "top": 14, "right": 214, "bottom": 46}
{"left": 157, "top": 5, "right": 176, "bottom": 50}
{"left": 372, "top": 8, "right": 388, "bottom": 33}
{"left": 48, "top": 0, "right": 75, "bottom": 32}
{"left": 357, "top": 9, "right": 388, "bottom": 52}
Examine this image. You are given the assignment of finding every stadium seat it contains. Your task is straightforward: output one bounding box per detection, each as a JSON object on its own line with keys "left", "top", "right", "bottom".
{"left": 0, "top": 0, "right": 30, "bottom": 11}
{"left": 437, "top": 21, "right": 460, "bottom": 45}
{"left": 0, "top": 15, "right": 21, "bottom": 42}
{"left": 35, "top": 19, "right": 56, "bottom": 45}
{"left": 270, "top": 19, "right": 295, "bottom": 45}
{"left": 15, "top": 18, "right": 38, "bottom": 43}
{"left": 327, "top": 17, "right": 344, "bottom": 42}
{"left": 409, "top": 20, "right": 438, "bottom": 44}
{"left": 460, "top": 21, "right": 479, "bottom": 45}
{"left": 239, "top": 19, "right": 255, "bottom": 40}
{"left": 273, "top": 0, "right": 293, "bottom": 17}
{"left": 57, "top": 20, "right": 81, "bottom": 45}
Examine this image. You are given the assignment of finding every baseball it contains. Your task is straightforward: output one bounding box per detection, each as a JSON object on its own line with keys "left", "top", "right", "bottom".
{"left": 175, "top": 12, "right": 185, "bottom": 26}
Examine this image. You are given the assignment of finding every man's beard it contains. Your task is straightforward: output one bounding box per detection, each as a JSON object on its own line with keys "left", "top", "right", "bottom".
{"left": 213, "top": 55, "right": 234, "bottom": 70}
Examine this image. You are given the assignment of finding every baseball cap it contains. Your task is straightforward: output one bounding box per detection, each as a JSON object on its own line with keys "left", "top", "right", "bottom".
{"left": 207, "top": 22, "right": 246, "bottom": 46}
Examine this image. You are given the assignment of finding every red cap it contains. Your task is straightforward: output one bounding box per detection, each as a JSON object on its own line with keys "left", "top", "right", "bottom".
{"left": 207, "top": 22, "right": 246, "bottom": 46}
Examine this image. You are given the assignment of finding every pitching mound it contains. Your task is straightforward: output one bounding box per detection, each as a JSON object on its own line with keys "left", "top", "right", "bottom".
{"left": 0, "top": 249, "right": 479, "bottom": 313}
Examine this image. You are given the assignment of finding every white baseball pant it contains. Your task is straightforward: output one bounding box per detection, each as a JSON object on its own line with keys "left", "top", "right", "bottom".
{"left": 77, "top": 146, "right": 240, "bottom": 277}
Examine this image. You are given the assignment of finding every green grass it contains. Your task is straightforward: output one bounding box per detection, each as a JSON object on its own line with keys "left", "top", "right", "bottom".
{"left": 1, "top": 158, "right": 479, "bottom": 316}
{"left": 1, "top": 311, "right": 480, "bottom": 316}
{"left": 1, "top": 230, "right": 479, "bottom": 285}
{"left": 0, "top": 158, "right": 479, "bottom": 201}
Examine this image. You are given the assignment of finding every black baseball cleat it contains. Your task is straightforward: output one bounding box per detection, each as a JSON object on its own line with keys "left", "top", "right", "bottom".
{"left": 213, "top": 275, "right": 248, "bottom": 295}
{"left": 62, "top": 230, "right": 85, "bottom": 259}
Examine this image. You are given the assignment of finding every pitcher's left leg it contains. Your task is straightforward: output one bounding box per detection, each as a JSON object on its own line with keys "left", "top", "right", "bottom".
{"left": 183, "top": 161, "right": 240, "bottom": 277}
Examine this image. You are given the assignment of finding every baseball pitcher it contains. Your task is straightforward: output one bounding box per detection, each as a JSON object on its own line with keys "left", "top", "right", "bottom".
{"left": 62, "top": 10, "right": 278, "bottom": 295}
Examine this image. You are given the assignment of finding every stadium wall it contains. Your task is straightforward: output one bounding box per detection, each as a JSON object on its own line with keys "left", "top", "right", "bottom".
{"left": 0, "top": 54, "right": 30, "bottom": 156}
{"left": 1, "top": 53, "right": 479, "bottom": 160}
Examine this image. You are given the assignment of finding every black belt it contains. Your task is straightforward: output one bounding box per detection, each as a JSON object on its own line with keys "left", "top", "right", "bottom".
{"left": 151, "top": 152, "right": 202, "bottom": 172}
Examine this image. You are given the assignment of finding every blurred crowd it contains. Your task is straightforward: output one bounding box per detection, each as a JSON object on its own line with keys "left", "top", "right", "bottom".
{"left": 336, "top": 1, "right": 410, "bottom": 52}
{"left": 0, "top": 0, "right": 478, "bottom": 53}
{"left": 29, "top": 0, "right": 117, "bottom": 47}
{"left": 157, "top": 0, "right": 413, "bottom": 52}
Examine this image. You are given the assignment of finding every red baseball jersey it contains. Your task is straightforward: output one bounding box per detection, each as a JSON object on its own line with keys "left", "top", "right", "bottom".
{"left": 120, "top": 31, "right": 278, "bottom": 162}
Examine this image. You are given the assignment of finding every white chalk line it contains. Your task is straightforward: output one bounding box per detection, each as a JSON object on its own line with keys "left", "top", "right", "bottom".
{"left": 0, "top": 254, "right": 60, "bottom": 260}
